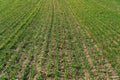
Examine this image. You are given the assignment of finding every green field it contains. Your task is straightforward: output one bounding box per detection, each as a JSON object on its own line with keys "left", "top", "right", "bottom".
{"left": 0, "top": 0, "right": 120, "bottom": 80}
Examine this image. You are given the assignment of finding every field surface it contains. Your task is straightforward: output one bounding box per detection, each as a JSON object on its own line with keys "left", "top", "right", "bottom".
{"left": 0, "top": 0, "right": 120, "bottom": 80}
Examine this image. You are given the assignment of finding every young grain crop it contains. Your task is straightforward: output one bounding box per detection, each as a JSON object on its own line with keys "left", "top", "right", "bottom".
{"left": 0, "top": 0, "right": 120, "bottom": 79}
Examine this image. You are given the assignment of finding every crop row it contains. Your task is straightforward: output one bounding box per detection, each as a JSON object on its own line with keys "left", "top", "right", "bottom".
{"left": 65, "top": 0, "right": 120, "bottom": 78}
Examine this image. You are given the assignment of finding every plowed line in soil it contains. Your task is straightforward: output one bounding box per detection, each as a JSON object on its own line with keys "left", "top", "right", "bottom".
{"left": 85, "top": 26, "right": 120, "bottom": 80}
{"left": 62, "top": 1, "right": 91, "bottom": 79}
{"left": 14, "top": 1, "right": 45, "bottom": 79}
{"left": 65, "top": 0, "right": 120, "bottom": 79}
{"left": 33, "top": 0, "right": 53, "bottom": 79}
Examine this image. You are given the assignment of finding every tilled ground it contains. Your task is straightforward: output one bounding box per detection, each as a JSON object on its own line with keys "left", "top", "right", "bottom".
{"left": 0, "top": 0, "right": 120, "bottom": 80}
